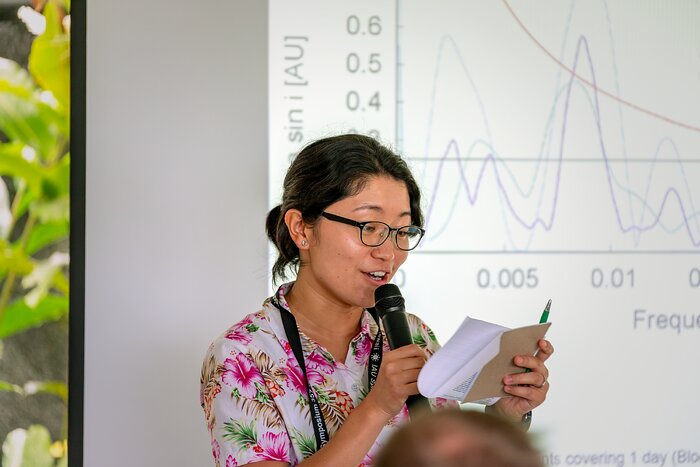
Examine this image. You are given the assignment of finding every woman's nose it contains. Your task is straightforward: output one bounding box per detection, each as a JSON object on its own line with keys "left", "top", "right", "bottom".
{"left": 372, "top": 236, "right": 396, "bottom": 260}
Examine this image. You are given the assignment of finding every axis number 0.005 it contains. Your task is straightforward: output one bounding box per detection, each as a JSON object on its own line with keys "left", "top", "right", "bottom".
{"left": 477, "top": 268, "right": 539, "bottom": 289}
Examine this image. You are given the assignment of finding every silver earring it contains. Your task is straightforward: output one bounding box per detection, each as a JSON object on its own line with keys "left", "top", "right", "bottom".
{"left": 301, "top": 239, "right": 308, "bottom": 247}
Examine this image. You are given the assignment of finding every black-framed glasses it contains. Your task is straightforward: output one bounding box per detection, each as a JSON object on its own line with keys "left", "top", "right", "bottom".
{"left": 321, "top": 211, "right": 425, "bottom": 251}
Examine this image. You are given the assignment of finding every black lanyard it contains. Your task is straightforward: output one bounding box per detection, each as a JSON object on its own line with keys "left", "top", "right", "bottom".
{"left": 272, "top": 294, "right": 383, "bottom": 452}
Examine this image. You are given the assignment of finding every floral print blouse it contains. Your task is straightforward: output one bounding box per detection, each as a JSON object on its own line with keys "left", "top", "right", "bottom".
{"left": 200, "top": 283, "right": 453, "bottom": 467}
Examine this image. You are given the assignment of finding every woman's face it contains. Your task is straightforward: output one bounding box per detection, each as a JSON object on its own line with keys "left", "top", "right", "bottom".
{"left": 303, "top": 175, "right": 412, "bottom": 309}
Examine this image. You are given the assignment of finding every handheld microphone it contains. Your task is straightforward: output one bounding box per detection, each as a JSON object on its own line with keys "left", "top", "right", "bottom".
{"left": 374, "top": 283, "right": 431, "bottom": 417}
{"left": 374, "top": 283, "right": 412, "bottom": 349}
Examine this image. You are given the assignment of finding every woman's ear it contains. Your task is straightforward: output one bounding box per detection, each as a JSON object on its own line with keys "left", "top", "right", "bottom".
{"left": 284, "top": 209, "right": 310, "bottom": 249}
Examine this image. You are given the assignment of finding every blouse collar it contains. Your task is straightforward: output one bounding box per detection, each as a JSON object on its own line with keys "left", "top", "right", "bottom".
{"left": 270, "top": 282, "right": 378, "bottom": 348}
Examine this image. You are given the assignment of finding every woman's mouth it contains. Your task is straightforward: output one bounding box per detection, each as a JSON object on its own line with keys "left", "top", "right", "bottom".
{"left": 365, "top": 271, "right": 388, "bottom": 283}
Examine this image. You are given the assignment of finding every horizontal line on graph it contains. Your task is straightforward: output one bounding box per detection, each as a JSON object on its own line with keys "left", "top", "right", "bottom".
{"left": 413, "top": 250, "right": 700, "bottom": 255}
{"left": 407, "top": 158, "right": 700, "bottom": 163}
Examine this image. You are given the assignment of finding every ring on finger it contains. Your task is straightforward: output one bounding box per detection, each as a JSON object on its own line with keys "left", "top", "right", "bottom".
{"left": 534, "top": 374, "right": 547, "bottom": 389}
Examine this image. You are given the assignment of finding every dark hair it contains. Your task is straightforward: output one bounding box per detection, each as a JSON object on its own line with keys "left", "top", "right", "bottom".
{"left": 266, "top": 134, "right": 423, "bottom": 283}
{"left": 374, "top": 409, "right": 544, "bottom": 467}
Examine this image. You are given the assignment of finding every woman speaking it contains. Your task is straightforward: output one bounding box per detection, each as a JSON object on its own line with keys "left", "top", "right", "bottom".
{"left": 200, "top": 134, "right": 553, "bottom": 467}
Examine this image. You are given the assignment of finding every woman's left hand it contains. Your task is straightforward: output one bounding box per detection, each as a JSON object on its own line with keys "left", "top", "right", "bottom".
{"left": 491, "top": 338, "right": 554, "bottom": 421}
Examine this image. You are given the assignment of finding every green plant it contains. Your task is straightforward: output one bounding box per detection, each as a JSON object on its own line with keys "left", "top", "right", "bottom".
{"left": 0, "top": 0, "right": 70, "bottom": 464}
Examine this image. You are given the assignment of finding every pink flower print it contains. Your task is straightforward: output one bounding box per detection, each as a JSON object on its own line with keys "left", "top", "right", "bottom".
{"left": 434, "top": 397, "right": 458, "bottom": 409}
{"left": 225, "top": 317, "right": 254, "bottom": 344}
{"left": 284, "top": 358, "right": 324, "bottom": 393}
{"left": 389, "top": 405, "right": 409, "bottom": 426}
{"left": 283, "top": 359, "right": 306, "bottom": 392}
{"left": 306, "top": 368, "right": 325, "bottom": 387}
{"left": 255, "top": 432, "right": 289, "bottom": 462}
{"left": 221, "top": 354, "right": 264, "bottom": 398}
{"left": 225, "top": 455, "right": 238, "bottom": 467}
{"left": 352, "top": 334, "right": 372, "bottom": 365}
{"left": 282, "top": 340, "right": 294, "bottom": 359}
{"left": 306, "top": 351, "right": 335, "bottom": 375}
{"left": 211, "top": 438, "right": 220, "bottom": 463}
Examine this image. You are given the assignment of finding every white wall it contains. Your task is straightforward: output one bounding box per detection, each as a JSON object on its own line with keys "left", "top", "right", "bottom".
{"left": 85, "top": 1, "right": 268, "bottom": 465}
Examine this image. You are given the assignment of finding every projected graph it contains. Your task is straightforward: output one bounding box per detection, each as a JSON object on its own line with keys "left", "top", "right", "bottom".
{"left": 269, "top": 0, "right": 700, "bottom": 459}
{"left": 399, "top": 2, "right": 700, "bottom": 254}
{"left": 391, "top": 2, "right": 700, "bottom": 453}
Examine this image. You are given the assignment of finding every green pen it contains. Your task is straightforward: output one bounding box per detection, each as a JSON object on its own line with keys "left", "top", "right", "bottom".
{"left": 524, "top": 299, "right": 551, "bottom": 375}
{"left": 539, "top": 299, "right": 552, "bottom": 323}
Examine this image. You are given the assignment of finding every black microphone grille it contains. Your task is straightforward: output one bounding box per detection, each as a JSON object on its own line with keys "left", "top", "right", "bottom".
{"left": 374, "top": 283, "right": 405, "bottom": 314}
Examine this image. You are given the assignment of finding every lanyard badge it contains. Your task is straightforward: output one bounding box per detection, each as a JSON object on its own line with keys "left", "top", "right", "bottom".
{"left": 273, "top": 294, "right": 383, "bottom": 452}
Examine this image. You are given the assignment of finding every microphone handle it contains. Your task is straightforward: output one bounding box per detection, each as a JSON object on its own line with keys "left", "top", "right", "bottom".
{"left": 406, "top": 394, "right": 431, "bottom": 416}
{"left": 381, "top": 311, "right": 413, "bottom": 349}
{"left": 380, "top": 312, "right": 432, "bottom": 418}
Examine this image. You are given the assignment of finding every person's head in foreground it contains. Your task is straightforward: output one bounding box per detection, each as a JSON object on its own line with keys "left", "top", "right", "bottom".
{"left": 374, "top": 408, "right": 544, "bottom": 467}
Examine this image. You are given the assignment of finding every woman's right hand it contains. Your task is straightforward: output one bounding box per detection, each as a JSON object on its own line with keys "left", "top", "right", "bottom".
{"left": 364, "top": 344, "right": 428, "bottom": 417}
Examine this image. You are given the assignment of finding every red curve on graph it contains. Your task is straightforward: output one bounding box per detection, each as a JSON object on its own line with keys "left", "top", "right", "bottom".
{"left": 502, "top": 0, "right": 700, "bottom": 133}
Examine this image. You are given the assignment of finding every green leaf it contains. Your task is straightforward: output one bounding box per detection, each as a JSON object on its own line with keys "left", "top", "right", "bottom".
{"left": 425, "top": 326, "right": 439, "bottom": 345}
{"left": 0, "top": 380, "right": 24, "bottom": 394}
{"left": 254, "top": 383, "right": 270, "bottom": 404}
{"left": 15, "top": 184, "right": 39, "bottom": 220}
{"left": 0, "top": 82, "right": 67, "bottom": 160}
{"left": 0, "top": 295, "right": 68, "bottom": 339}
{"left": 222, "top": 419, "right": 257, "bottom": 449}
{"left": 23, "top": 425, "right": 55, "bottom": 467}
{"left": 316, "top": 386, "right": 330, "bottom": 404}
{"left": 0, "top": 142, "right": 45, "bottom": 194}
{"left": 37, "top": 156, "right": 71, "bottom": 201}
{"left": 51, "top": 269, "right": 69, "bottom": 296}
{"left": 0, "top": 238, "right": 34, "bottom": 277}
{"left": 1, "top": 425, "right": 55, "bottom": 467}
{"left": 412, "top": 331, "right": 427, "bottom": 347}
{"left": 29, "top": 1, "right": 70, "bottom": 113}
{"left": 51, "top": 152, "right": 70, "bottom": 194}
{"left": 31, "top": 194, "right": 69, "bottom": 223}
{"left": 290, "top": 428, "right": 317, "bottom": 458}
{"left": 0, "top": 379, "right": 67, "bottom": 402}
{"left": 0, "top": 52, "right": 69, "bottom": 160}
{"left": 23, "top": 380, "right": 68, "bottom": 403}
{"left": 26, "top": 220, "right": 69, "bottom": 255}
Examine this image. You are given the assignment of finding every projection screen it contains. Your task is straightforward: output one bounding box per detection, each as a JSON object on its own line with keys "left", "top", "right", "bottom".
{"left": 269, "top": 1, "right": 700, "bottom": 464}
